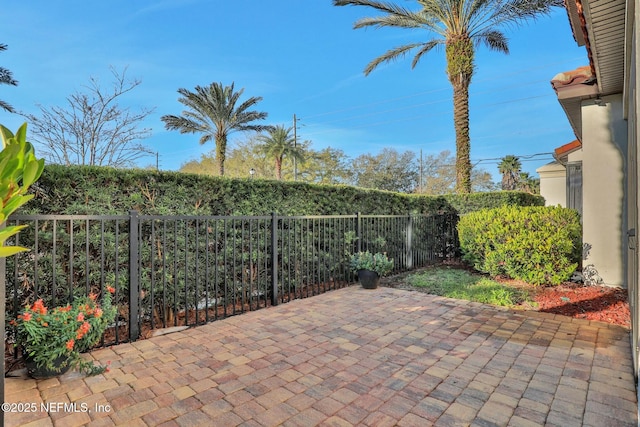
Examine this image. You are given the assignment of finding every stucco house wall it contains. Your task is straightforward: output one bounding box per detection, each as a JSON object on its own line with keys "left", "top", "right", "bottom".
{"left": 580, "top": 94, "right": 627, "bottom": 286}
{"left": 536, "top": 162, "right": 566, "bottom": 207}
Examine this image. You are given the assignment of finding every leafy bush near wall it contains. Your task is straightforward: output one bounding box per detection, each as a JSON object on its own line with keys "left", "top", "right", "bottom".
{"left": 22, "top": 165, "right": 541, "bottom": 216}
{"left": 457, "top": 206, "right": 581, "bottom": 285}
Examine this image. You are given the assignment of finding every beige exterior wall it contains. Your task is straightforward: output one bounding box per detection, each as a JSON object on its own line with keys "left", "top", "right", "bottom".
{"left": 536, "top": 162, "right": 566, "bottom": 207}
{"left": 581, "top": 94, "right": 627, "bottom": 286}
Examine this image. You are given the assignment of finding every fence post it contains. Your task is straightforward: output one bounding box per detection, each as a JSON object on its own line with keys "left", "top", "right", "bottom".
{"left": 406, "top": 215, "right": 413, "bottom": 270}
{"left": 271, "top": 212, "right": 278, "bottom": 306}
{"left": 355, "top": 212, "right": 362, "bottom": 253}
{"left": 0, "top": 230, "right": 5, "bottom": 427}
{"left": 129, "top": 210, "right": 140, "bottom": 342}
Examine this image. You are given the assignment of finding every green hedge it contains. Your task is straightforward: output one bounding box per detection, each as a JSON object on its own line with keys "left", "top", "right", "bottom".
{"left": 23, "top": 165, "right": 454, "bottom": 216}
{"left": 22, "top": 165, "right": 542, "bottom": 216}
{"left": 457, "top": 206, "right": 582, "bottom": 285}
{"left": 443, "top": 191, "right": 544, "bottom": 215}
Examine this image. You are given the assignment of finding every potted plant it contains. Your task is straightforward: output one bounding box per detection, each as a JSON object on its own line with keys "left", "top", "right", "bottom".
{"left": 12, "top": 286, "right": 117, "bottom": 378}
{"left": 349, "top": 251, "right": 394, "bottom": 289}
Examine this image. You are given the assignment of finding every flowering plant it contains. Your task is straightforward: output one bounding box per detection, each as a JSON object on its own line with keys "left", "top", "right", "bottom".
{"left": 13, "top": 286, "right": 117, "bottom": 376}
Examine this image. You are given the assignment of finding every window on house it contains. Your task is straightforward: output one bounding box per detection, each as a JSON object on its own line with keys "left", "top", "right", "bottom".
{"left": 566, "top": 162, "right": 582, "bottom": 217}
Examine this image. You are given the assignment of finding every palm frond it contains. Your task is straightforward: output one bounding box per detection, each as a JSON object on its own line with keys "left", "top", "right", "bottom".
{"left": 334, "top": 0, "right": 415, "bottom": 17}
{"left": 0, "top": 100, "right": 15, "bottom": 113}
{"left": 364, "top": 42, "right": 428, "bottom": 75}
{"left": 476, "top": 30, "right": 509, "bottom": 53}
{"left": 411, "top": 40, "right": 443, "bottom": 69}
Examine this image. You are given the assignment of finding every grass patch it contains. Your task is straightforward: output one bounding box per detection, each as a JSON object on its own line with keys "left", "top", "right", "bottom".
{"left": 405, "top": 267, "right": 530, "bottom": 307}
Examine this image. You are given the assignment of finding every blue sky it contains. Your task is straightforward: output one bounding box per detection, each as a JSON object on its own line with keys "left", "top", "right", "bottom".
{"left": 2, "top": 1, "right": 587, "bottom": 182}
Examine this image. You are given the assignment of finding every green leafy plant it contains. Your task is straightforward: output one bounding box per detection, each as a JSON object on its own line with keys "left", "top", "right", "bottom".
{"left": 0, "top": 123, "right": 45, "bottom": 257}
{"left": 12, "top": 286, "right": 117, "bottom": 376}
{"left": 457, "top": 206, "right": 581, "bottom": 285}
{"left": 349, "top": 251, "right": 394, "bottom": 277}
{"left": 406, "top": 267, "right": 529, "bottom": 307}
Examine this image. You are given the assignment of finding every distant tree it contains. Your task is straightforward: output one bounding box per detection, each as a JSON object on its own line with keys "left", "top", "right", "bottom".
{"left": 419, "top": 150, "right": 497, "bottom": 194}
{"left": 0, "top": 44, "right": 17, "bottom": 113}
{"left": 350, "top": 148, "right": 418, "bottom": 193}
{"left": 472, "top": 171, "right": 500, "bottom": 193}
{"left": 162, "top": 82, "right": 270, "bottom": 176}
{"left": 517, "top": 171, "right": 540, "bottom": 194}
{"left": 498, "top": 155, "right": 522, "bottom": 190}
{"left": 179, "top": 137, "right": 271, "bottom": 178}
{"left": 180, "top": 152, "right": 219, "bottom": 176}
{"left": 298, "top": 146, "right": 351, "bottom": 185}
{"left": 334, "top": 0, "right": 562, "bottom": 193}
{"left": 257, "top": 125, "right": 305, "bottom": 180}
{"left": 23, "top": 67, "right": 153, "bottom": 167}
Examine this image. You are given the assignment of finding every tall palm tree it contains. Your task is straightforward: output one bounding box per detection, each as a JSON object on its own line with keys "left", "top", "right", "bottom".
{"left": 0, "top": 43, "right": 18, "bottom": 113}
{"left": 334, "top": 0, "right": 561, "bottom": 193}
{"left": 498, "top": 154, "right": 522, "bottom": 191}
{"left": 161, "top": 82, "right": 270, "bottom": 176}
{"left": 257, "top": 125, "right": 305, "bottom": 180}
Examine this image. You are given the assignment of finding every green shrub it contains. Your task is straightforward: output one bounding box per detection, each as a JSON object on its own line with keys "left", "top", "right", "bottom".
{"left": 457, "top": 206, "right": 581, "bottom": 285}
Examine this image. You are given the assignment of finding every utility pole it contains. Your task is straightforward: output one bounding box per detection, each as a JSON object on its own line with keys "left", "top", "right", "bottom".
{"left": 156, "top": 152, "right": 159, "bottom": 171}
{"left": 419, "top": 149, "right": 423, "bottom": 193}
{"left": 293, "top": 114, "right": 298, "bottom": 181}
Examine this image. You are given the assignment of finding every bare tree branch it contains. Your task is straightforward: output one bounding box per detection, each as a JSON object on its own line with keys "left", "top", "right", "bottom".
{"left": 22, "top": 66, "right": 155, "bottom": 168}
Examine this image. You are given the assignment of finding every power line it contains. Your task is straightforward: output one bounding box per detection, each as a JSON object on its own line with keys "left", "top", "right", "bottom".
{"left": 300, "top": 93, "right": 553, "bottom": 138}
{"left": 299, "top": 55, "right": 585, "bottom": 122}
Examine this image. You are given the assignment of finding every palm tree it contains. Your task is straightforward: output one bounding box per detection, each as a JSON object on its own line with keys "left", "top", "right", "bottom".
{"left": 517, "top": 171, "right": 540, "bottom": 194}
{"left": 161, "top": 82, "right": 270, "bottom": 176}
{"left": 257, "top": 125, "right": 305, "bottom": 180}
{"left": 334, "top": 0, "right": 561, "bottom": 193}
{"left": 498, "top": 154, "right": 522, "bottom": 191}
{"left": 0, "top": 43, "right": 18, "bottom": 113}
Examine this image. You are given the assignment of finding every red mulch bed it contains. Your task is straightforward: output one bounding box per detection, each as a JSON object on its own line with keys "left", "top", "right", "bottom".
{"left": 530, "top": 282, "right": 630, "bottom": 328}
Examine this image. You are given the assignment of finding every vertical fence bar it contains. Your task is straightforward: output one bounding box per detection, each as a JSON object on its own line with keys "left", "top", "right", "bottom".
{"left": 114, "top": 220, "right": 120, "bottom": 344}
{"left": 271, "top": 212, "right": 278, "bottom": 306}
{"left": 85, "top": 219, "right": 90, "bottom": 295}
{"left": 52, "top": 219, "right": 57, "bottom": 305}
{"left": 129, "top": 210, "right": 140, "bottom": 342}
{"left": 406, "top": 215, "right": 413, "bottom": 270}
{"left": 356, "top": 212, "right": 362, "bottom": 253}
{"left": 0, "top": 225, "right": 5, "bottom": 427}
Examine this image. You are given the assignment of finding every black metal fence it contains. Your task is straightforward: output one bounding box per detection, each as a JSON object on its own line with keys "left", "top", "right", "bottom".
{"left": 5, "top": 211, "right": 457, "bottom": 346}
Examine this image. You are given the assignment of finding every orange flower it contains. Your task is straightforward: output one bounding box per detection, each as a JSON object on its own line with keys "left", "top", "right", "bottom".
{"left": 32, "top": 299, "right": 47, "bottom": 315}
{"left": 88, "top": 293, "right": 97, "bottom": 301}
{"left": 77, "top": 312, "right": 85, "bottom": 322}
{"left": 58, "top": 305, "right": 72, "bottom": 313}
{"left": 76, "top": 321, "right": 91, "bottom": 339}
{"left": 66, "top": 339, "right": 75, "bottom": 351}
{"left": 94, "top": 308, "right": 103, "bottom": 318}
{"left": 20, "top": 312, "right": 32, "bottom": 322}
{"left": 107, "top": 286, "right": 116, "bottom": 294}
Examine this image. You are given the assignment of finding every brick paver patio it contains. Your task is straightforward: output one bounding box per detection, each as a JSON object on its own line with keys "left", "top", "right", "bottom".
{"left": 5, "top": 286, "right": 638, "bottom": 426}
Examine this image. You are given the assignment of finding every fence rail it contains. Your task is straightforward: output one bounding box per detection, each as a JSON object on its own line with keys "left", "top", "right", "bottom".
{"left": 5, "top": 211, "right": 457, "bottom": 346}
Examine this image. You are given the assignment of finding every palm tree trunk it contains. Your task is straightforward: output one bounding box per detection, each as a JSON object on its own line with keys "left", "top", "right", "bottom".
{"left": 453, "top": 81, "right": 471, "bottom": 194}
{"left": 216, "top": 137, "right": 226, "bottom": 176}
{"left": 446, "top": 35, "right": 474, "bottom": 194}
{"left": 276, "top": 157, "right": 283, "bottom": 180}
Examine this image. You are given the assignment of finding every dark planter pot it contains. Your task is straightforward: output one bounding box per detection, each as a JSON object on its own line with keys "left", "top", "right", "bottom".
{"left": 357, "top": 269, "right": 380, "bottom": 289}
{"left": 24, "top": 350, "right": 71, "bottom": 379}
